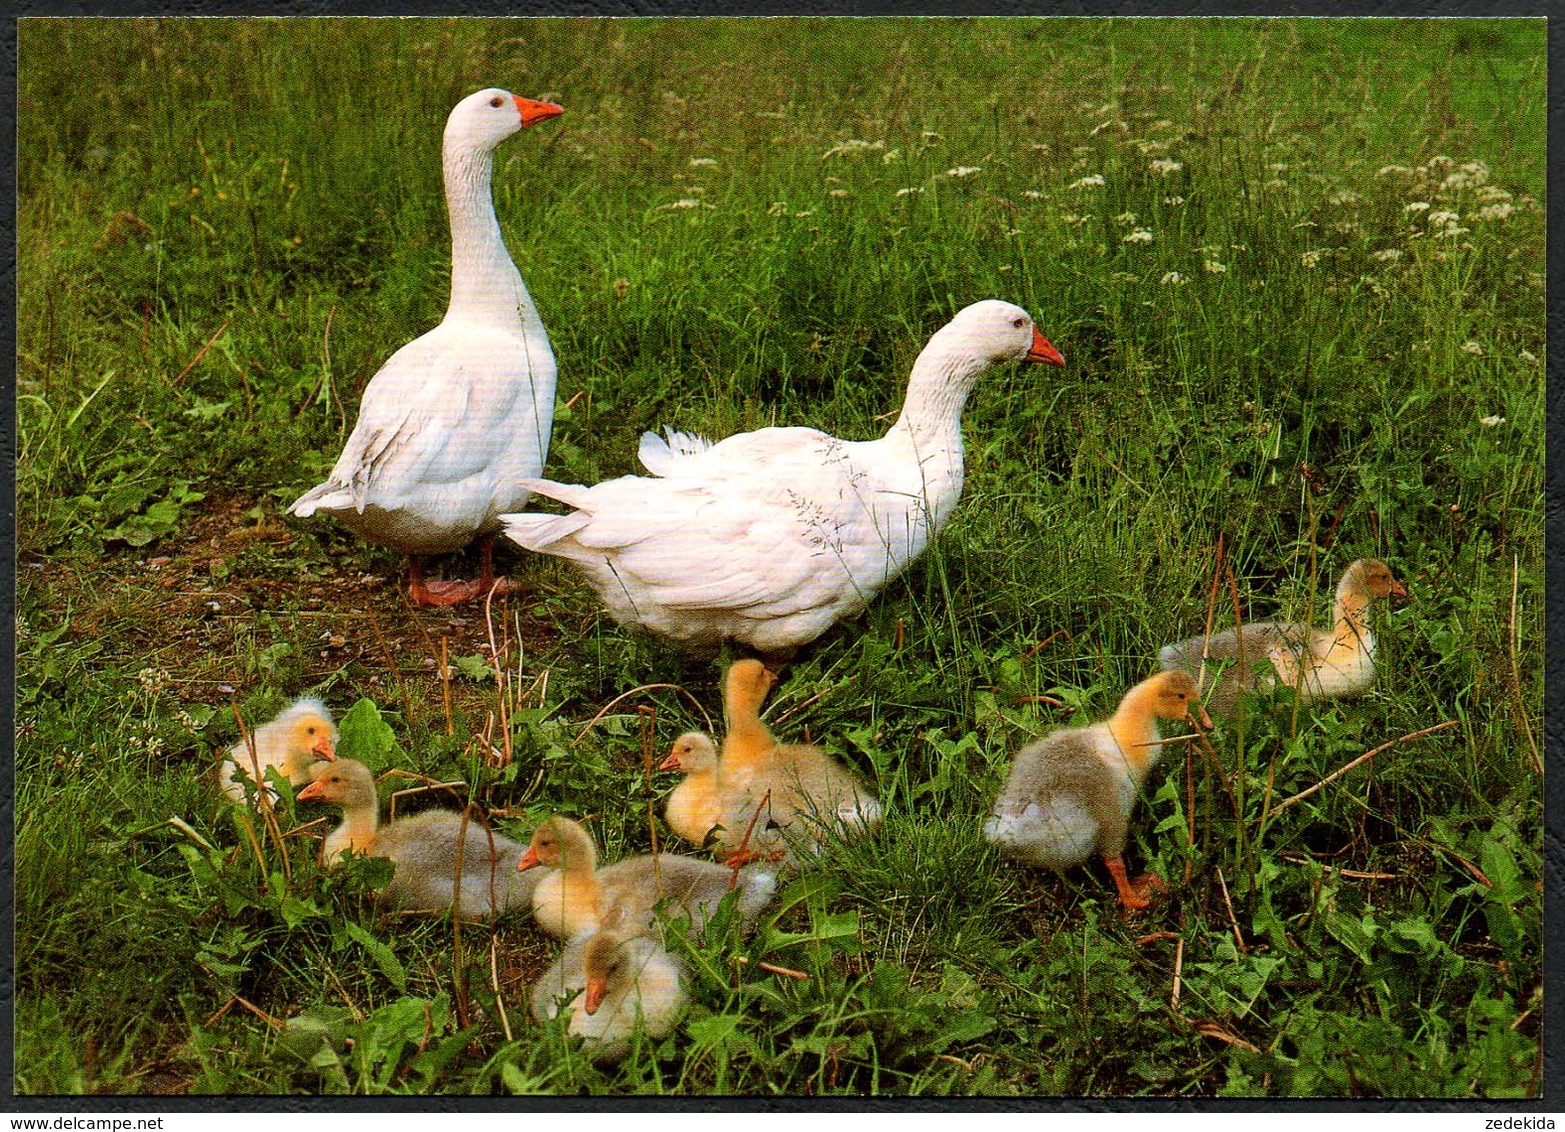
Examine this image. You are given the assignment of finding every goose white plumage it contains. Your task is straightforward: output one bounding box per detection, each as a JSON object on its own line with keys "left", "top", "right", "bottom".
{"left": 501, "top": 300, "right": 1064, "bottom": 654}
{"left": 289, "top": 88, "right": 562, "bottom": 606}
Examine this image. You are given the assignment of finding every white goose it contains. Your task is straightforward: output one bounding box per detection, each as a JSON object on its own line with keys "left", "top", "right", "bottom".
{"left": 501, "top": 300, "right": 1064, "bottom": 655}
{"left": 290, "top": 88, "right": 562, "bottom": 606}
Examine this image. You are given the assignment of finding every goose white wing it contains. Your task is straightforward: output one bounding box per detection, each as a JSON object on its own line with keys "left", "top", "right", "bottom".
{"left": 510, "top": 426, "right": 919, "bottom": 626}
{"left": 294, "top": 323, "right": 553, "bottom": 515}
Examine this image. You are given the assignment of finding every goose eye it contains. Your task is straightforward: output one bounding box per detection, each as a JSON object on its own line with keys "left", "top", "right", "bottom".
{"left": 489, "top": 96, "right": 503, "bottom": 108}
{"left": 1012, "top": 317, "right": 1025, "bottom": 328}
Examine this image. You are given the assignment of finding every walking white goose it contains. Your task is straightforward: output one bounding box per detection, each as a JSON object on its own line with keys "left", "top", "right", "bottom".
{"left": 501, "top": 300, "right": 1064, "bottom": 655}
{"left": 290, "top": 88, "right": 562, "bottom": 605}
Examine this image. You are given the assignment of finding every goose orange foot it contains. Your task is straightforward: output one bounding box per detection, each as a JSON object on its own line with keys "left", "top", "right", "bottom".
{"left": 407, "top": 537, "right": 512, "bottom": 607}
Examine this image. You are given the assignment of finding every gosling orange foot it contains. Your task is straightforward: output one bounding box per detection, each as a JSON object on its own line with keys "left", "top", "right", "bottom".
{"left": 1105, "top": 855, "right": 1165, "bottom": 914}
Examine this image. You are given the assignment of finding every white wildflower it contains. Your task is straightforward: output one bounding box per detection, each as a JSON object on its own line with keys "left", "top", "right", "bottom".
{"left": 793, "top": 210, "right": 814, "bottom": 219}
{"left": 1134, "top": 139, "right": 1171, "bottom": 154}
{"left": 1403, "top": 201, "right": 1431, "bottom": 213}
{"left": 822, "top": 138, "right": 885, "bottom": 159}
{"left": 920, "top": 130, "right": 945, "bottom": 142}
{"left": 894, "top": 186, "right": 923, "bottom": 197}
{"left": 941, "top": 165, "right": 981, "bottom": 178}
{"left": 1203, "top": 260, "right": 1227, "bottom": 274}
{"left": 1439, "top": 225, "right": 1470, "bottom": 237}
{"left": 1479, "top": 415, "right": 1505, "bottom": 427}
{"left": 1022, "top": 190, "right": 1047, "bottom": 200}
{"left": 1440, "top": 165, "right": 1488, "bottom": 191}
{"left": 1070, "top": 174, "right": 1106, "bottom": 189}
{"left": 1426, "top": 210, "right": 1462, "bottom": 228}
{"left": 828, "top": 189, "right": 849, "bottom": 198}
{"left": 767, "top": 201, "right": 788, "bottom": 216}
{"left": 1371, "top": 248, "right": 1403, "bottom": 263}
{"left": 1149, "top": 157, "right": 1182, "bottom": 176}
{"left": 1476, "top": 202, "right": 1515, "bottom": 222}
{"left": 1328, "top": 190, "right": 1361, "bottom": 207}
{"left": 1377, "top": 165, "right": 1414, "bottom": 177}
{"left": 1519, "top": 350, "right": 1537, "bottom": 363}
{"left": 658, "top": 199, "right": 710, "bottom": 211}
{"left": 1263, "top": 179, "right": 1287, "bottom": 190}
{"left": 1061, "top": 214, "right": 1090, "bottom": 227}
{"left": 1122, "top": 229, "right": 1153, "bottom": 244}
{"left": 1163, "top": 195, "right": 1185, "bottom": 206}
{"left": 1300, "top": 250, "right": 1324, "bottom": 268}
{"left": 1267, "top": 163, "right": 1289, "bottom": 173}
{"left": 1475, "top": 185, "right": 1513, "bottom": 203}
{"left": 1113, "top": 211, "right": 1139, "bottom": 226}
{"left": 1159, "top": 271, "right": 1187, "bottom": 285}
{"left": 1460, "top": 341, "right": 1483, "bottom": 356}
{"left": 688, "top": 157, "right": 718, "bottom": 168}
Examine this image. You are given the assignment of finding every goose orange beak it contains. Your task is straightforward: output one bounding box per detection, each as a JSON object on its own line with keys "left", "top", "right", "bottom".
{"left": 296, "top": 778, "right": 325, "bottom": 803}
{"left": 516, "top": 846, "right": 541, "bottom": 872}
{"left": 1025, "top": 328, "right": 1065, "bottom": 367}
{"left": 515, "top": 97, "right": 563, "bottom": 128}
{"left": 584, "top": 978, "right": 606, "bottom": 1015}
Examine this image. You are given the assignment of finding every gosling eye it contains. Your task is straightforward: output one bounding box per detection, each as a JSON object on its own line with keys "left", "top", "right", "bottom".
{"left": 306, "top": 727, "right": 316, "bottom": 735}
{"left": 489, "top": 96, "right": 504, "bottom": 108}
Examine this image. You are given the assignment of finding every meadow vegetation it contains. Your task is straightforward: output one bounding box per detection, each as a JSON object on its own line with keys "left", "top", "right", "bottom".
{"left": 14, "top": 17, "right": 1545, "bottom": 1096}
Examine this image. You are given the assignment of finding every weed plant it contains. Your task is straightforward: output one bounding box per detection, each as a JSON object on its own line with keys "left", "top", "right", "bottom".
{"left": 15, "top": 18, "right": 1544, "bottom": 1096}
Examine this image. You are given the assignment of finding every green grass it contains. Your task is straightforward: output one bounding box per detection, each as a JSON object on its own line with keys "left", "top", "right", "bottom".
{"left": 15, "top": 17, "right": 1544, "bottom": 1097}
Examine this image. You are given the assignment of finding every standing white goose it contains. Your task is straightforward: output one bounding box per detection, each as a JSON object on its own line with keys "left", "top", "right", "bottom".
{"left": 290, "top": 88, "right": 562, "bottom": 605}
{"left": 501, "top": 300, "right": 1064, "bottom": 655}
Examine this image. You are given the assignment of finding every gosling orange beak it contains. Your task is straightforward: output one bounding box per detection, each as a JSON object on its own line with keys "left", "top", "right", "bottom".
{"left": 658, "top": 751, "right": 683, "bottom": 772}
{"left": 515, "top": 97, "right": 563, "bottom": 129}
{"left": 1025, "top": 328, "right": 1065, "bottom": 367}
{"left": 296, "top": 778, "right": 325, "bottom": 803}
{"left": 1389, "top": 578, "right": 1409, "bottom": 600}
{"left": 583, "top": 978, "right": 606, "bottom": 1015}
{"left": 313, "top": 734, "right": 336, "bottom": 760}
{"left": 516, "top": 846, "right": 541, "bottom": 872}
{"left": 1194, "top": 705, "right": 1213, "bottom": 731}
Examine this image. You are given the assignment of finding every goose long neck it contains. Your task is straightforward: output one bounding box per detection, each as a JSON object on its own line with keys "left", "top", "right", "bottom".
{"left": 1105, "top": 685, "right": 1162, "bottom": 779}
{"left": 888, "top": 345, "right": 987, "bottom": 449}
{"left": 442, "top": 141, "right": 536, "bottom": 327}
